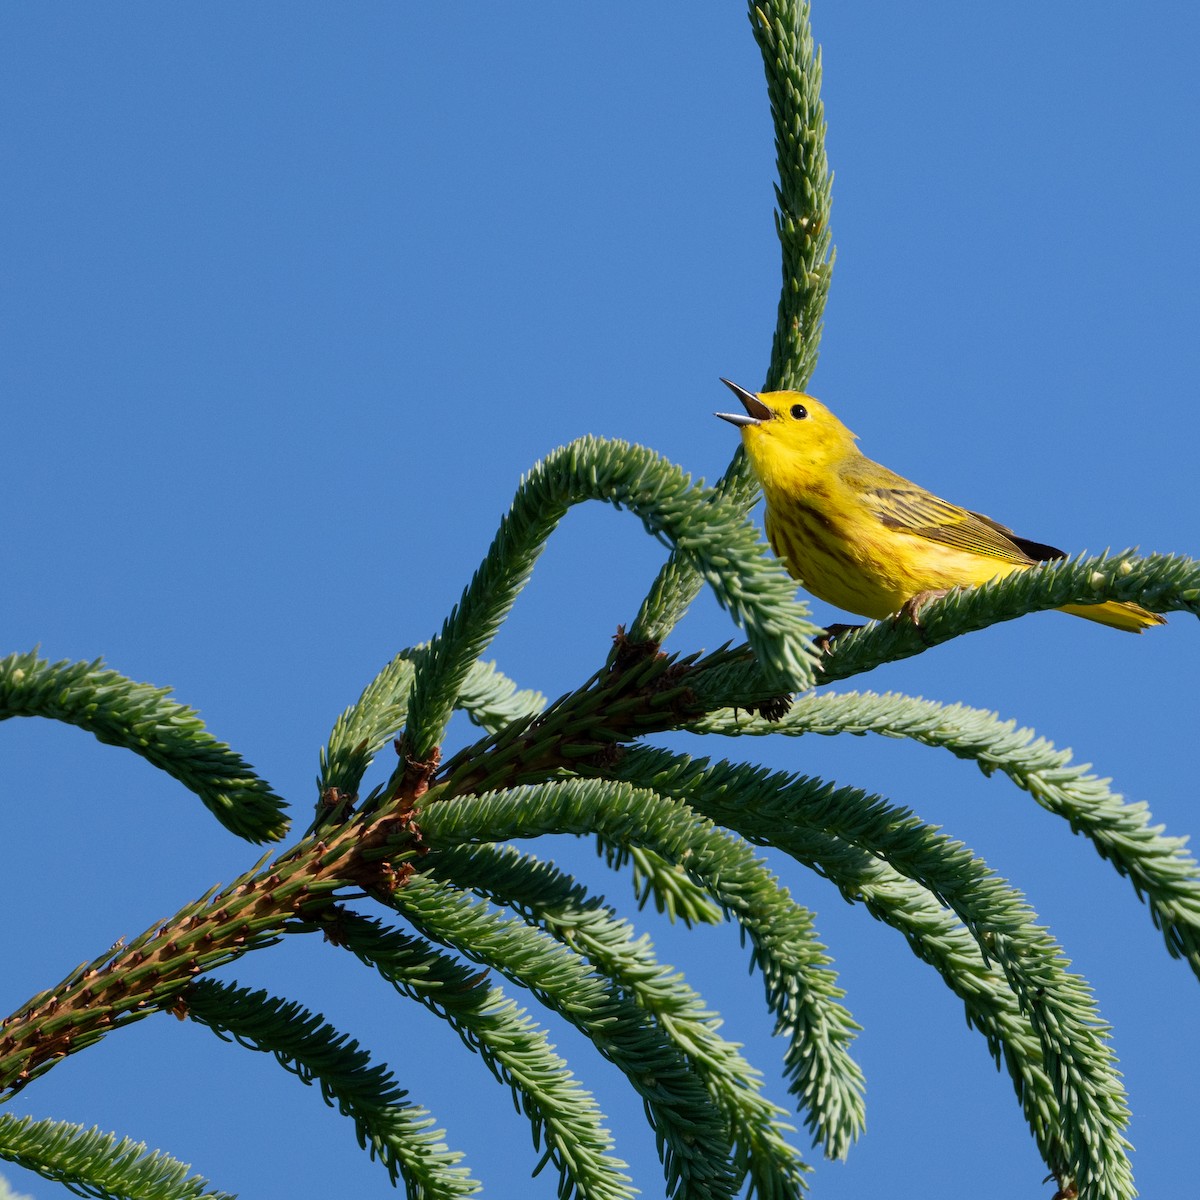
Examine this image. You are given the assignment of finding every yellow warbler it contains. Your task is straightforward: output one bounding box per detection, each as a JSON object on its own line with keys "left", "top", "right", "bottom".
{"left": 716, "top": 379, "right": 1164, "bottom": 634}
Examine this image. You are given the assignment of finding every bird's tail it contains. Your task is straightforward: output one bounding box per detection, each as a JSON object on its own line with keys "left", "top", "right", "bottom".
{"left": 1058, "top": 600, "right": 1166, "bottom": 633}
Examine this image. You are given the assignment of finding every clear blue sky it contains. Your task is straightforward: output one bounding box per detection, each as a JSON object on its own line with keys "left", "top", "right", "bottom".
{"left": 3, "top": 5, "right": 1198, "bottom": 1198}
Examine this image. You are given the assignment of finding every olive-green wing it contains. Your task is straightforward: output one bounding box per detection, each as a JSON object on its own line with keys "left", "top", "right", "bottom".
{"left": 844, "top": 458, "right": 1066, "bottom": 564}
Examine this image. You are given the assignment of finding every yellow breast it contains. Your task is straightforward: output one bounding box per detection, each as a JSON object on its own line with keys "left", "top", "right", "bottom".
{"left": 762, "top": 490, "right": 1022, "bottom": 621}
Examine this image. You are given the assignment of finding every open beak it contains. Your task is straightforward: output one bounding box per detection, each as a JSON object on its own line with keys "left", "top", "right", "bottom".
{"left": 715, "top": 378, "right": 773, "bottom": 427}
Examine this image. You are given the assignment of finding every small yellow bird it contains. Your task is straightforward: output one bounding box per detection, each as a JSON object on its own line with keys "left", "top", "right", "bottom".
{"left": 716, "top": 379, "right": 1164, "bottom": 634}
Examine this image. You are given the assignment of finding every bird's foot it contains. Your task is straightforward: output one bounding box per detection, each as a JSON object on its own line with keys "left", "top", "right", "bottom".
{"left": 895, "top": 589, "right": 951, "bottom": 644}
{"left": 814, "top": 623, "right": 864, "bottom": 654}
{"left": 745, "top": 694, "right": 794, "bottom": 722}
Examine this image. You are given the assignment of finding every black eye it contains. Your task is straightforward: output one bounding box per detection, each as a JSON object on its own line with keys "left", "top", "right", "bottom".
{"left": 790, "top": 403, "right": 808, "bottom": 420}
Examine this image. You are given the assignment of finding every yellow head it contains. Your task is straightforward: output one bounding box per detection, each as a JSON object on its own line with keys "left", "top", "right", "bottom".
{"left": 714, "top": 379, "right": 858, "bottom": 492}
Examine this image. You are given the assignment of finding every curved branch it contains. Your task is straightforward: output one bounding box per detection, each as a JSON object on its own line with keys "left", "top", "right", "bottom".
{"left": 698, "top": 689, "right": 1200, "bottom": 978}
{"left": 597, "top": 840, "right": 723, "bottom": 927}
{"left": 391, "top": 870, "right": 741, "bottom": 1200}
{"left": 402, "top": 437, "right": 822, "bottom": 764}
{"left": 0, "top": 1112, "right": 233, "bottom": 1200}
{"left": 187, "top": 980, "right": 477, "bottom": 1197}
{"left": 615, "top": 748, "right": 1134, "bottom": 1200}
{"left": 321, "top": 910, "right": 633, "bottom": 1200}
{"left": 750, "top": 0, "right": 835, "bottom": 394}
{"left": 431, "top": 842, "right": 810, "bottom": 1195}
{"left": 816, "top": 551, "right": 1198, "bottom": 684}
{"left": 416, "top": 777, "right": 865, "bottom": 1161}
{"left": 631, "top": 0, "right": 833, "bottom": 645}
{"left": 0, "top": 651, "right": 286, "bottom": 842}
{"left": 319, "top": 652, "right": 546, "bottom": 805}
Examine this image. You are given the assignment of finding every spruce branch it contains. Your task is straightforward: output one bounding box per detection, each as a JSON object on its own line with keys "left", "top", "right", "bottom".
{"left": 422, "top": 640, "right": 800, "bottom": 810}
{"left": 597, "top": 841, "right": 724, "bottom": 927}
{"left": 0, "top": 651, "right": 286, "bottom": 843}
{"left": 0, "top": 812, "right": 421, "bottom": 1097}
{"left": 391, "top": 871, "right": 741, "bottom": 1200}
{"left": 453, "top": 658, "right": 549, "bottom": 732}
{"left": 186, "top": 980, "right": 476, "bottom": 1198}
{"left": 698, "top": 689, "right": 1200, "bottom": 977}
{"left": 417, "top": 778, "right": 865, "bottom": 1163}
{"left": 0, "top": 1113, "right": 232, "bottom": 1200}
{"left": 615, "top": 745, "right": 1078, "bottom": 1188}
{"left": 319, "top": 910, "right": 634, "bottom": 1200}
{"left": 4, "top": 0, "right": 1190, "bottom": 1193}
{"left": 630, "top": 0, "right": 832, "bottom": 646}
{"left": 320, "top": 652, "right": 419, "bottom": 802}
{"left": 430, "top": 842, "right": 812, "bottom": 1198}
{"left": 401, "top": 438, "right": 822, "bottom": 770}
{"left": 319, "top": 651, "right": 546, "bottom": 808}
{"left": 749, "top": 0, "right": 834, "bottom": 395}
{"left": 674, "top": 551, "right": 1197, "bottom": 699}
{"left": 615, "top": 748, "right": 1134, "bottom": 1200}
{"left": 815, "top": 551, "right": 1198, "bottom": 683}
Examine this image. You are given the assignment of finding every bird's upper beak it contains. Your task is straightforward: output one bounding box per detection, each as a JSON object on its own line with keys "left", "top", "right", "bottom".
{"left": 715, "top": 378, "right": 773, "bottom": 427}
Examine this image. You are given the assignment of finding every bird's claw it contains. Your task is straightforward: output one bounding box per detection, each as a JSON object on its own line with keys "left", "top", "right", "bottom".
{"left": 814, "top": 623, "right": 864, "bottom": 654}
{"left": 895, "top": 589, "right": 951, "bottom": 644}
{"left": 746, "top": 694, "right": 794, "bottom": 722}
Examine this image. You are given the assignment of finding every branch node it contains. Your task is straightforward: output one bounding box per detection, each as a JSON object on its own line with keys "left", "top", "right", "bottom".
{"left": 610, "top": 624, "right": 663, "bottom": 673}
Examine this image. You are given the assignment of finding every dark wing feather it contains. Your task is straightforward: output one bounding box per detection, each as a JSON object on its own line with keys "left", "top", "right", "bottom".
{"left": 995, "top": 524, "right": 1067, "bottom": 562}
{"left": 844, "top": 458, "right": 1066, "bottom": 565}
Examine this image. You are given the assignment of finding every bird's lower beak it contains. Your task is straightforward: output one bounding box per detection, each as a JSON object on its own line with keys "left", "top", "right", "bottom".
{"left": 715, "top": 378, "right": 773, "bottom": 426}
